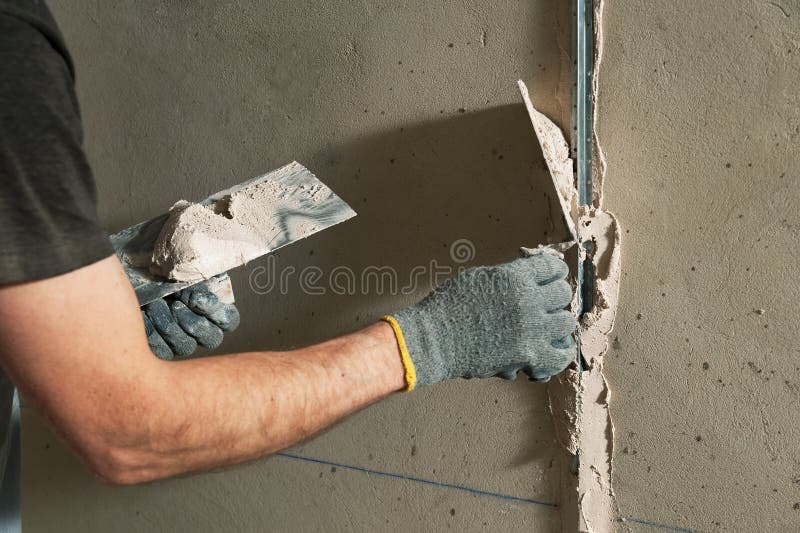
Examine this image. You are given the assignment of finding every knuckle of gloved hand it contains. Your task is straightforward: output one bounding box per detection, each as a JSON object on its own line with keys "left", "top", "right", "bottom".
{"left": 148, "top": 338, "right": 175, "bottom": 361}
{"left": 142, "top": 312, "right": 175, "bottom": 360}
{"left": 497, "top": 264, "right": 531, "bottom": 294}
{"left": 514, "top": 361, "right": 546, "bottom": 382}
{"left": 171, "top": 300, "right": 225, "bottom": 348}
{"left": 145, "top": 300, "right": 177, "bottom": 332}
{"left": 526, "top": 339, "right": 573, "bottom": 378}
{"left": 552, "top": 334, "right": 576, "bottom": 349}
{"left": 527, "top": 364, "right": 555, "bottom": 382}
{"left": 521, "top": 362, "right": 549, "bottom": 382}
{"left": 547, "top": 279, "right": 573, "bottom": 306}
{"left": 198, "top": 328, "right": 224, "bottom": 349}
{"left": 144, "top": 300, "right": 199, "bottom": 357}
{"left": 189, "top": 290, "right": 217, "bottom": 311}
{"left": 170, "top": 301, "right": 202, "bottom": 334}
{"left": 172, "top": 340, "right": 197, "bottom": 358}
{"left": 551, "top": 311, "right": 578, "bottom": 337}
{"left": 550, "top": 343, "right": 576, "bottom": 374}
{"left": 190, "top": 319, "right": 223, "bottom": 345}
{"left": 500, "top": 368, "right": 521, "bottom": 380}
{"left": 212, "top": 304, "right": 240, "bottom": 331}
{"left": 164, "top": 325, "right": 188, "bottom": 343}
{"left": 200, "top": 294, "right": 239, "bottom": 329}
{"left": 530, "top": 254, "right": 569, "bottom": 283}
{"left": 225, "top": 306, "right": 241, "bottom": 330}
{"left": 187, "top": 319, "right": 211, "bottom": 339}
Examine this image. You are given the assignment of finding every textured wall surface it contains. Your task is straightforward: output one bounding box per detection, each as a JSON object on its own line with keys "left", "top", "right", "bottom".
{"left": 23, "top": 1, "right": 573, "bottom": 531}
{"left": 599, "top": 1, "right": 800, "bottom": 531}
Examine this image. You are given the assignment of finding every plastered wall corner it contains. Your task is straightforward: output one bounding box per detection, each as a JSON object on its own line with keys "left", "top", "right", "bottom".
{"left": 577, "top": 0, "right": 622, "bottom": 528}
{"left": 519, "top": 2, "right": 622, "bottom": 526}
{"left": 576, "top": 209, "right": 621, "bottom": 533}
{"left": 590, "top": 0, "right": 607, "bottom": 206}
{"left": 577, "top": 4, "right": 626, "bottom": 530}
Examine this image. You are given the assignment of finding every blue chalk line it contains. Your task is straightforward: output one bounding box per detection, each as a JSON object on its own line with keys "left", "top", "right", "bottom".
{"left": 275, "top": 451, "right": 559, "bottom": 508}
{"left": 277, "top": 452, "right": 703, "bottom": 532}
{"left": 619, "top": 516, "right": 703, "bottom": 533}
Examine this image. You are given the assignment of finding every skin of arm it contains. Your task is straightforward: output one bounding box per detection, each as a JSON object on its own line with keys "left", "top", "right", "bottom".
{"left": 0, "top": 255, "right": 406, "bottom": 485}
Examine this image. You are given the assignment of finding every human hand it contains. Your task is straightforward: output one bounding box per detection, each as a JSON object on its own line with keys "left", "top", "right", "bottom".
{"left": 142, "top": 274, "right": 240, "bottom": 360}
{"left": 382, "top": 252, "right": 575, "bottom": 390}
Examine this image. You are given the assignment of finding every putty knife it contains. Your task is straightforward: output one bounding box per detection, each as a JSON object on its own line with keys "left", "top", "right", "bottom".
{"left": 111, "top": 161, "right": 357, "bottom": 306}
{"left": 517, "top": 80, "right": 578, "bottom": 252}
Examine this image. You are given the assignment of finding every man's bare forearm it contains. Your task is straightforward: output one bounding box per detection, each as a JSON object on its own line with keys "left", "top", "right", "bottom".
{"left": 0, "top": 249, "right": 575, "bottom": 485}
{"left": 0, "top": 256, "right": 405, "bottom": 485}
{"left": 115, "top": 322, "right": 405, "bottom": 483}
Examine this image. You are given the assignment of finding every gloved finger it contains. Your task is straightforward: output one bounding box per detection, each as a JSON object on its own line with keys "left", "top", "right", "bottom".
{"left": 521, "top": 254, "right": 570, "bottom": 285}
{"left": 170, "top": 300, "right": 224, "bottom": 350}
{"left": 524, "top": 369, "right": 551, "bottom": 383}
{"left": 537, "top": 279, "right": 573, "bottom": 311}
{"left": 521, "top": 336, "right": 576, "bottom": 381}
{"left": 545, "top": 310, "right": 577, "bottom": 339}
{"left": 547, "top": 341, "right": 577, "bottom": 375}
{"left": 498, "top": 369, "right": 519, "bottom": 381}
{"left": 177, "top": 283, "right": 240, "bottom": 332}
{"left": 142, "top": 312, "right": 174, "bottom": 361}
{"left": 144, "top": 299, "right": 197, "bottom": 357}
{"left": 551, "top": 335, "right": 576, "bottom": 349}
{"left": 521, "top": 363, "right": 555, "bottom": 382}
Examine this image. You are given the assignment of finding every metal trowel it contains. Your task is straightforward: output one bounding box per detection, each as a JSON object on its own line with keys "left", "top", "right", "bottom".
{"left": 517, "top": 80, "right": 579, "bottom": 253}
{"left": 111, "top": 161, "right": 357, "bottom": 306}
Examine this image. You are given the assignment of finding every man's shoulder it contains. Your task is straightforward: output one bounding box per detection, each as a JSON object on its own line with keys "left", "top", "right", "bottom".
{"left": 0, "top": 0, "right": 74, "bottom": 79}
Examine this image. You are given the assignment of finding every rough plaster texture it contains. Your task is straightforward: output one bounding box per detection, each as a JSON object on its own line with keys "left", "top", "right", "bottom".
{"left": 23, "top": 1, "right": 575, "bottom": 531}
{"left": 599, "top": 1, "right": 800, "bottom": 531}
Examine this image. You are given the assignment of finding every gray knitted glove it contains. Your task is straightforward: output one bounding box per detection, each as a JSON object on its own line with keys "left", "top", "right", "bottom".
{"left": 382, "top": 253, "right": 576, "bottom": 390}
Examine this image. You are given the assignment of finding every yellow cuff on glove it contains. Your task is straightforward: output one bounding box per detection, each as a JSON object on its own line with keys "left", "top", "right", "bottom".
{"left": 380, "top": 315, "right": 417, "bottom": 392}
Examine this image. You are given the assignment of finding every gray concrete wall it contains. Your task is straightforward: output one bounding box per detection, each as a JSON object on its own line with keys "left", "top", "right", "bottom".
{"left": 599, "top": 1, "right": 800, "bottom": 531}
{"left": 23, "top": 1, "right": 573, "bottom": 531}
{"left": 27, "top": 2, "right": 799, "bottom": 532}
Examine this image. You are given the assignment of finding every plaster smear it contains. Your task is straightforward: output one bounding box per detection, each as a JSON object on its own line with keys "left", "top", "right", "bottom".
{"left": 519, "top": 11, "right": 621, "bottom": 526}
{"left": 575, "top": 3, "right": 622, "bottom": 530}
{"left": 591, "top": 0, "right": 608, "bottom": 206}
{"left": 576, "top": 209, "right": 620, "bottom": 533}
{"left": 150, "top": 176, "right": 324, "bottom": 282}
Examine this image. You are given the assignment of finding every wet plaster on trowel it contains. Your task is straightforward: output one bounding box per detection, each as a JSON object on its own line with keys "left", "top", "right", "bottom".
{"left": 150, "top": 167, "right": 326, "bottom": 282}
{"left": 519, "top": 5, "right": 621, "bottom": 526}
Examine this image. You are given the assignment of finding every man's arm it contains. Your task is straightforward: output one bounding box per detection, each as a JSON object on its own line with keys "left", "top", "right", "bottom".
{"left": 0, "top": 255, "right": 405, "bottom": 485}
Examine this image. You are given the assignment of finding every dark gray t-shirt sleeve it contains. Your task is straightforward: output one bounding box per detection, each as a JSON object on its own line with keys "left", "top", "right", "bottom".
{"left": 0, "top": 1, "right": 113, "bottom": 285}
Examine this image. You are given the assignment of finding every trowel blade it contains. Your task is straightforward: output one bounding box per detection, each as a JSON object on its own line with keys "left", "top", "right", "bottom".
{"left": 111, "top": 161, "right": 357, "bottom": 306}
{"left": 517, "top": 80, "right": 578, "bottom": 247}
